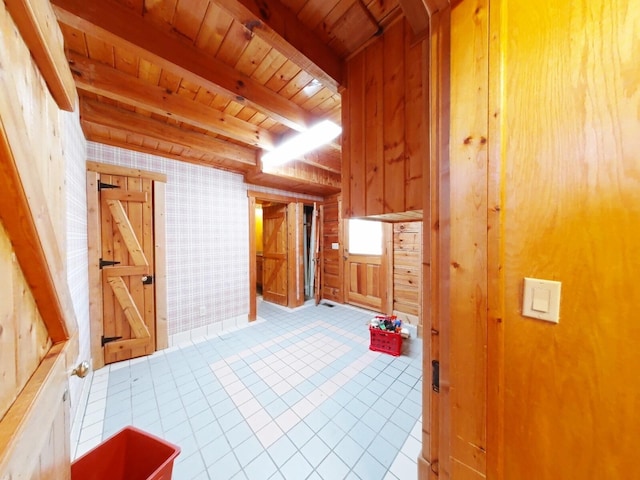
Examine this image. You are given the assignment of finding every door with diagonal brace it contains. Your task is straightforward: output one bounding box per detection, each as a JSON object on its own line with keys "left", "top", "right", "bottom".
{"left": 262, "top": 204, "right": 288, "bottom": 306}
{"left": 99, "top": 173, "right": 156, "bottom": 364}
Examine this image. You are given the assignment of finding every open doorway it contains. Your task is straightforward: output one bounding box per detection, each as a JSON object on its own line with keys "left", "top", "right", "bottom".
{"left": 248, "top": 191, "right": 318, "bottom": 320}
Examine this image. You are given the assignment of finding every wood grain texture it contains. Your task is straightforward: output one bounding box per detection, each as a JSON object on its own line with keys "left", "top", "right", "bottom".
{"left": 53, "top": 0, "right": 318, "bottom": 131}
{"left": 86, "top": 161, "right": 167, "bottom": 182}
{"left": 106, "top": 199, "right": 149, "bottom": 266}
{"left": 342, "top": 18, "right": 425, "bottom": 219}
{"left": 419, "top": 11, "right": 448, "bottom": 478}
{"left": 0, "top": 0, "right": 77, "bottom": 344}
{"left": 0, "top": 13, "right": 76, "bottom": 476}
{"left": 0, "top": 222, "right": 51, "bottom": 422}
{"left": 486, "top": 0, "right": 504, "bottom": 477}
{"left": 499, "top": 0, "right": 640, "bottom": 478}
{"left": 5, "top": 0, "right": 77, "bottom": 111}
{"left": 364, "top": 44, "right": 384, "bottom": 216}
{"left": 286, "top": 202, "right": 304, "bottom": 308}
{"left": 262, "top": 204, "right": 288, "bottom": 306}
{"left": 404, "top": 22, "right": 428, "bottom": 212}
{"left": 154, "top": 182, "right": 169, "bottom": 349}
{"left": 382, "top": 13, "right": 406, "bottom": 216}
{"left": 396, "top": 0, "right": 429, "bottom": 37}
{"left": 99, "top": 173, "right": 156, "bottom": 364}
{"left": 0, "top": 342, "right": 70, "bottom": 479}
{"left": 69, "top": 54, "right": 277, "bottom": 149}
{"left": 210, "top": 0, "right": 343, "bottom": 92}
{"left": 81, "top": 99, "right": 257, "bottom": 167}
{"left": 393, "top": 222, "right": 422, "bottom": 319}
{"left": 447, "top": 0, "right": 488, "bottom": 477}
{"left": 86, "top": 171, "right": 105, "bottom": 370}
{"left": 319, "top": 194, "right": 344, "bottom": 303}
{"left": 248, "top": 195, "right": 257, "bottom": 321}
{"left": 106, "top": 277, "right": 150, "bottom": 339}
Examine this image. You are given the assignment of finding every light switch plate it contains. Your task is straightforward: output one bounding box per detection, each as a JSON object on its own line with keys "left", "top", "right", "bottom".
{"left": 331, "top": 242, "right": 339, "bottom": 250}
{"left": 522, "top": 277, "right": 561, "bottom": 323}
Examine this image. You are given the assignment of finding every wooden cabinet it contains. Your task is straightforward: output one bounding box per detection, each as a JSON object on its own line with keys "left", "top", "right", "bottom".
{"left": 341, "top": 18, "right": 427, "bottom": 221}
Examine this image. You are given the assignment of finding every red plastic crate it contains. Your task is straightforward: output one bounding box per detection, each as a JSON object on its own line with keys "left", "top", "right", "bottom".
{"left": 369, "top": 326, "right": 403, "bottom": 356}
{"left": 71, "top": 426, "right": 180, "bottom": 480}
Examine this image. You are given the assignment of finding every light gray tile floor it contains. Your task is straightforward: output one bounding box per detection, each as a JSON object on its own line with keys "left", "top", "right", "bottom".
{"left": 74, "top": 301, "right": 423, "bottom": 479}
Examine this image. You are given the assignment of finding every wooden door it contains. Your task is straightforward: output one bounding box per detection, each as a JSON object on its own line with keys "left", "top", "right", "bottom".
{"left": 344, "top": 220, "right": 392, "bottom": 312}
{"left": 345, "top": 254, "right": 383, "bottom": 311}
{"left": 262, "top": 204, "right": 288, "bottom": 306}
{"left": 99, "top": 173, "right": 156, "bottom": 364}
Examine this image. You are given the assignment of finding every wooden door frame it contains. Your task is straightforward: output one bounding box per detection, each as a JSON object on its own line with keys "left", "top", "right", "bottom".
{"left": 419, "top": 2, "right": 504, "bottom": 479}
{"left": 86, "top": 162, "right": 167, "bottom": 370}
{"left": 247, "top": 190, "right": 312, "bottom": 321}
{"left": 261, "top": 203, "right": 289, "bottom": 306}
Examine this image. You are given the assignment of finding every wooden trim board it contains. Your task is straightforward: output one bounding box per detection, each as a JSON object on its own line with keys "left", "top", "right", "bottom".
{"left": 86, "top": 170, "right": 105, "bottom": 370}
{"left": 154, "top": 182, "right": 168, "bottom": 350}
{"left": 87, "top": 160, "right": 168, "bottom": 182}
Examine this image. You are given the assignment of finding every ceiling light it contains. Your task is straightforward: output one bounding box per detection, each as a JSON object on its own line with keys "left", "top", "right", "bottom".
{"left": 262, "top": 120, "right": 341, "bottom": 167}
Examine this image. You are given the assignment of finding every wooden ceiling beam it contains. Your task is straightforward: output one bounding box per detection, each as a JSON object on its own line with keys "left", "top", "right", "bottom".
{"left": 83, "top": 127, "right": 256, "bottom": 175}
{"left": 299, "top": 150, "right": 341, "bottom": 174}
{"left": 397, "top": 0, "right": 430, "bottom": 36}
{"left": 247, "top": 161, "right": 341, "bottom": 196}
{"left": 69, "top": 53, "right": 276, "bottom": 150}
{"left": 52, "top": 0, "right": 318, "bottom": 131}
{"left": 81, "top": 99, "right": 257, "bottom": 167}
{"left": 211, "top": 0, "right": 343, "bottom": 93}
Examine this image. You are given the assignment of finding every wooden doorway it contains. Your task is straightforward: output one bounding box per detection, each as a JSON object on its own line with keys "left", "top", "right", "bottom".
{"left": 248, "top": 191, "right": 310, "bottom": 320}
{"left": 343, "top": 219, "right": 393, "bottom": 313}
{"left": 87, "top": 162, "right": 167, "bottom": 369}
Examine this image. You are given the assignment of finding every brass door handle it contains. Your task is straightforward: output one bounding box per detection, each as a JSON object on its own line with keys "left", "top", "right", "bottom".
{"left": 71, "top": 361, "right": 91, "bottom": 378}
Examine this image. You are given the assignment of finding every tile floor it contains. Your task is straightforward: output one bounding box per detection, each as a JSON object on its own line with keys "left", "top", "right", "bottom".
{"left": 74, "top": 301, "right": 423, "bottom": 479}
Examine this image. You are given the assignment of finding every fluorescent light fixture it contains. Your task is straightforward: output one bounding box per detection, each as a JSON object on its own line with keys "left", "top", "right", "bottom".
{"left": 262, "top": 120, "right": 341, "bottom": 167}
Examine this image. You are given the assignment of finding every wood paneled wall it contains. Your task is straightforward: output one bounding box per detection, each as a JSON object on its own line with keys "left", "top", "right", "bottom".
{"left": 393, "top": 222, "right": 422, "bottom": 333}
{"left": 498, "top": 1, "right": 640, "bottom": 478}
{"left": 341, "top": 17, "right": 427, "bottom": 221}
{"left": 320, "top": 194, "right": 343, "bottom": 303}
{"left": 426, "top": 0, "right": 640, "bottom": 479}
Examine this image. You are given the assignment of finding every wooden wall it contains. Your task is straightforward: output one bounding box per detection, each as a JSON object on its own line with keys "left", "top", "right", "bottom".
{"left": 341, "top": 17, "right": 427, "bottom": 221}
{"left": 426, "top": 0, "right": 640, "bottom": 479}
{"left": 393, "top": 222, "right": 422, "bottom": 333}
{"left": 498, "top": 0, "right": 640, "bottom": 478}
{"left": 320, "top": 194, "right": 343, "bottom": 303}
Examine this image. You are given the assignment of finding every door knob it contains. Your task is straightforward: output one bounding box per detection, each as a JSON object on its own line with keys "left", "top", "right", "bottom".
{"left": 71, "top": 361, "right": 91, "bottom": 378}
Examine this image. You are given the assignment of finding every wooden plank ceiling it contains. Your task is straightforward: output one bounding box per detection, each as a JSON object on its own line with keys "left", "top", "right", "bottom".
{"left": 52, "top": 0, "right": 404, "bottom": 196}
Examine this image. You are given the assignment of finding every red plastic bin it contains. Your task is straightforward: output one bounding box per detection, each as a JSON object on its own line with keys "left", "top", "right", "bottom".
{"left": 369, "top": 326, "right": 403, "bottom": 356}
{"left": 71, "top": 426, "right": 180, "bottom": 480}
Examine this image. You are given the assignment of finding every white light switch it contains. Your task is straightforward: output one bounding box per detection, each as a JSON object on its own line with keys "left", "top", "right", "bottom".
{"left": 523, "top": 277, "right": 561, "bottom": 323}
{"left": 532, "top": 287, "right": 550, "bottom": 312}
{"left": 331, "top": 242, "right": 339, "bottom": 250}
